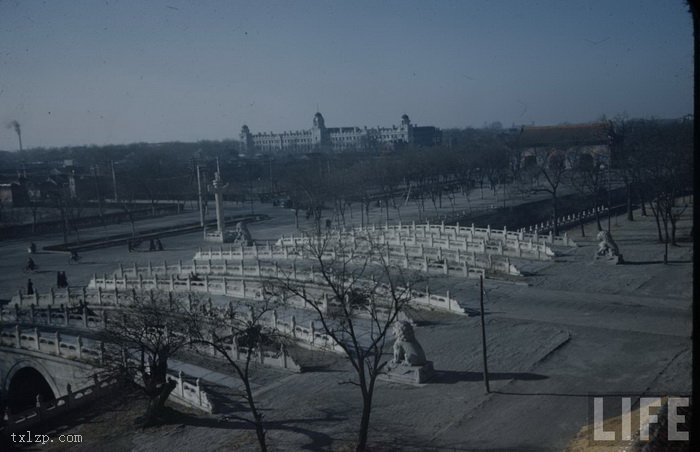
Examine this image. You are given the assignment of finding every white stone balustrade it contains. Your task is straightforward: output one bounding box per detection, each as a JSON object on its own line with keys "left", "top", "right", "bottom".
{"left": 1, "top": 378, "right": 119, "bottom": 434}
{"left": 0, "top": 326, "right": 103, "bottom": 364}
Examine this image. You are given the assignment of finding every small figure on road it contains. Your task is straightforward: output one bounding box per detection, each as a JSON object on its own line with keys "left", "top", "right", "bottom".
{"left": 127, "top": 239, "right": 133, "bottom": 252}
{"left": 25, "top": 257, "right": 36, "bottom": 272}
{"left": 56, "top": 271, "right": 62, "bottom": 287}
{"left": 149, "top": 239, "right": 156, "bottom": 252}
{"left": 58, "top": 271, "right": 68, "bottom": 288}
{"left": 69, "top": 250, "right": 80, "bottom": 263}
{"left": 28, "top": 242, "right": 37, "bottom": 254}
{"left": 155, "top": 238, "right": 164, "bottom": 251}
{"left": 325, "top": 219, "right": 332, "bottom": 230}
{"left": 27, "top": 279, "right": 34, "bottom": 295}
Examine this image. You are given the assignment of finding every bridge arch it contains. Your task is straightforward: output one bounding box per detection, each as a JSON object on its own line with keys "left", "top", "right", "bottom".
{"left": 4, "top": 360, "right": 60, "bottom": 413}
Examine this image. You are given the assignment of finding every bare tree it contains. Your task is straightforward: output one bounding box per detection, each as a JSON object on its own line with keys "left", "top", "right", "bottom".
{"left": 187, "top": 296, "right": 281, "bottom": 452}
{"left": 99, "top": 291, "right": 190, "bottom": 427}
{"left": 273, "top": 231, "right": 415, "bottom": 451}
{"left": 518, "top": 148, "right": 569, "bottom": 235}
{"left": 566, "top": 154, "right": 606, "bottom": 235}
{"left": 621, "top": 118, "right": 693, "bottom": 251}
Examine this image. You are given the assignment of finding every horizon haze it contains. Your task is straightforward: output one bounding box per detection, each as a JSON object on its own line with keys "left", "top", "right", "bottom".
{"left": 0, "top": 0, "right": 693, "bottom": 150}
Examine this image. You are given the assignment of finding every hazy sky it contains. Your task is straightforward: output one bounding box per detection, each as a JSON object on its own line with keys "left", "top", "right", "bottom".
{"left": 0, "top": 0, "right": 693, "bottom": 150}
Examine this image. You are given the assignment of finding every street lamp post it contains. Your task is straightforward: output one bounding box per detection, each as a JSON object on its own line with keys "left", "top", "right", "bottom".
{"left": 600, "top": 163, "right": 611, "bottom": 231}
{"left": 607, "top": 168, "right": 612, "bottom": 231}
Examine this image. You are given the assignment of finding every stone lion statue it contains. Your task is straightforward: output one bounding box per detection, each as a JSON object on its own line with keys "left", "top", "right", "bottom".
{"left": 233, "top": 221, "right": 253, "bottom": 246}
{"left": 596, "top": 230, "right": 619, "bottom": 258}
{"left": 392, "top": 321, "right": 427, "bottom": 366}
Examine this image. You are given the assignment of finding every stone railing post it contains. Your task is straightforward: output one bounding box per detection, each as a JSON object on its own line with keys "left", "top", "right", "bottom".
{"left": 76, "top": 336, "right": 82, "bottom": 360}
{"left": 36, "top": 394, "right": 43, "bottom": 421}
{"left": 32, "top": 327, "right": 39, "bottom": 350}
{"left": 83, "top": 305, "right": 89, "bottom": 328}
{"left": 14, "top": 324, "right": 21, "bottom": 348}
{"left": 55, "top": 331, "right": 61, "bottom": 355}
{"left": 63, "top": 304, "right": 69, "bottom": 325}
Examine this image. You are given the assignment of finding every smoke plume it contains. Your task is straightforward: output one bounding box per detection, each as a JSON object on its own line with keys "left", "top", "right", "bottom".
{"left": 7, "top": 120, "right": 22, "bottom": 151}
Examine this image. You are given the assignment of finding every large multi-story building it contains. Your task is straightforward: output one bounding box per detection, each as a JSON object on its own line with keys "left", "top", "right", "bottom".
{"left": 239, "top": 112, "right": 441, "bottom": 154}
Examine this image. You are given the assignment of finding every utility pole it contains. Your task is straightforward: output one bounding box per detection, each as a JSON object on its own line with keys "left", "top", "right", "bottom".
{"left": 92, "top": 165, "right": 103, "bottom": 220}
{"left": 479, "top": 275, "right": 490, "bottom": 393}
{"left": 111, "top": 160, "right": 118, "bottom": 202}
{"left": 607, "top": 168, "right": 612, "bottom": 231}
{"left": 196, "top": 165, "right": 205, "bottom": 228}
{"left": 502, "top": 177, "right": 507, "bottom": 209}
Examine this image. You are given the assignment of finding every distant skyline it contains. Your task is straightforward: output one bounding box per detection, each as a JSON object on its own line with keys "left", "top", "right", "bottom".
{"left": 0, "top": 0, "right": 693, "bottom": 150}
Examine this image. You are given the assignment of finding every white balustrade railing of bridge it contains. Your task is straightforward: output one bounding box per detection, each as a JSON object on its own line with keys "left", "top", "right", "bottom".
{"left": 176, "top": 328, "right": 304, "bottom": 370}
{"left": 86, "top": 265, "right": 466, "bottom": 316}
{"left": 3, "top": 303, "right": 305, "bottom": 371}
{"left": 336, "top": 220, "right": 576, "bottom": 248}
{"left": 193, "top": 245, "right": 499, "bottom": 277}
{"left": 2, "top": 303, "right": 105, "bottom": 330}
{"left": 0, "top": 325, "right": 217, "bottom": 415}
{"left": 0, "top": 325, "right": 104, "bottom": 364}
{"left": 166, "top": 370, "right": 214, "bottom": 413}
{"left": 343, "top": 225, "right": 555, "bottom": 255}
{"left": 6, "top": 288, "right": 343, "bottom": 356}
{"left": 275, "top": 227, "right": 556, "bottom": 263}
{"left": 1, "top": 377, "right": 119, "bottom": 434}
{"left": 524, "top": 206, "right": 608, "bottom": 237}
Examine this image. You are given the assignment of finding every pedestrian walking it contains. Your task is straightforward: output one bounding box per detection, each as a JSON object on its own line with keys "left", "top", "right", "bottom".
{"left": 27, "top": 279, "right": 34, "bottom": 295}
{"left": 58, "top": 271, "right": 68, "bottom": 288}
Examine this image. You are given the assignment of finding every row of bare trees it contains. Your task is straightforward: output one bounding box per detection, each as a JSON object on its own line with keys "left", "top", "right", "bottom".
{"left": 98, "top": 230, "right": 416, "bottom": 451}
{"left": 615, "top": 118, "right": 693, "bottom": 258}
